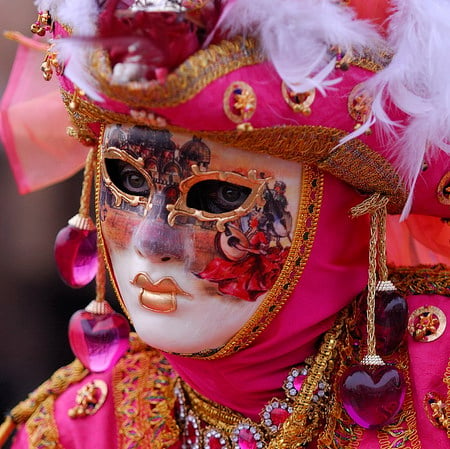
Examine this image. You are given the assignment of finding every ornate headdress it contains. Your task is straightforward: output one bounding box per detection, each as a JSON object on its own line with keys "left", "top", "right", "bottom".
{"left": 1, "top": 1, "right": 449, "bottom": 448}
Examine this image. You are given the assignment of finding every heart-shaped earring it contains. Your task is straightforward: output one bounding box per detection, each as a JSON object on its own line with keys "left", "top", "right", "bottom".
{"left": 341, "top": 364, "right": 405, "bottom": 429}
{"left": 63, "top": 148, "right": 130, "bottom": 372}
{"left": 69, "top": 299, "right": 130, "bottom": 373}
{"left": 342, "top": 196, "right": 406, "bottom": 429}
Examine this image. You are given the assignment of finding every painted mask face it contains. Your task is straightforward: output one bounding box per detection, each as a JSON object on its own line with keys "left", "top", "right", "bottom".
{"left": 99, "top": 124, "right": 302, "bottom": 353}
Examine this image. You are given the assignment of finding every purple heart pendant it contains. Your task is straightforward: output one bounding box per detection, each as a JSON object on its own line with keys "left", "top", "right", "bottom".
{"left": 341, "top": 364, "right": 406, "bottom": 429}
{"left": 69, "top": 307, "right": 130, "bottom": 373}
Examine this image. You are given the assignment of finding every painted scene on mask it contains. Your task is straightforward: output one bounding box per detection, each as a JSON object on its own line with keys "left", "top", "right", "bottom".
{"left": 100, "top": 124, "right": 300, "bottom": 304}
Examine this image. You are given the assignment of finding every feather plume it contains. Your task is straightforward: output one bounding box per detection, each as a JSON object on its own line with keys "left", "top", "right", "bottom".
{"left": 362, "top": 0, "right": 450, "bottom": 218}
{"left": 220, "top": 0, "right": 380, "bottom": 94}
{"left": 35, "top": 0, "right": 99, "bottom": 35}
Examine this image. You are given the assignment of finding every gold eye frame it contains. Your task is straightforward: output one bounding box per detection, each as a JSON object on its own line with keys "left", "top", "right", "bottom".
{"left": 101, "top": 146, "right": 155, "bottom": 212}
{"left": 166, "top": 165, "right": 270, "bottom": 232}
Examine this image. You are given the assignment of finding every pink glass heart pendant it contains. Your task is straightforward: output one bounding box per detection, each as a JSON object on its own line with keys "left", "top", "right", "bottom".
{"left": 54, "top": 215, "right": 98, "bottom": 288}
{"left": 341, "top": 364, "right": 406, "bottom": 429}
{"left": 69, "top": 300, "right": 130, "bottom": 372}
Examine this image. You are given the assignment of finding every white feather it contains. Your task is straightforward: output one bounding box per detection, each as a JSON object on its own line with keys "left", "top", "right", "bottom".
{"left": 35, "top": 0, "right": 99, "bottom": 35}
{"left": 220, "top": 0, "right": 381, "bottom": 95}
{"left": 55, "top": 39, "right": 104, "bottom": 101}
{"left": 362, "top": 0, "right": 450, "bottom": 218}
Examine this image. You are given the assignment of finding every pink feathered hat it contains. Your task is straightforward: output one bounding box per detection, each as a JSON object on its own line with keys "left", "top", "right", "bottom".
{"left": 2, "top": 0, "right": 449, "bottom": 222}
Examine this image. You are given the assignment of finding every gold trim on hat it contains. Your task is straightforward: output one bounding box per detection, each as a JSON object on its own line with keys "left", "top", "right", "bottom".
{"left": 63, "top": 90, "right": 407, "bottom": 213}
{"left": 90, "top": 38, "right": 264, "bottom": 109}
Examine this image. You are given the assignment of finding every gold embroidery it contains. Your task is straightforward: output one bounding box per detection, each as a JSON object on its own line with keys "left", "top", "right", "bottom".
{"left": 175, "top": 306, "right": 363, "bottom": 449}
{"left": 26, "top": 397, "right": 63, "bottom": 449}
{"left": 90, "top": 38, "right": 264, "bottom": 109}
{"left": 444, "top": 358, "right": 450, "bottom": 439}
{"left": 389, "top": 264, "right": 450, "bottom": 297}
{"left": 113, "top": 335, "right": 180, "bottom": 449}
{"left": 377, "top": 344, "right": 421, "bottom": 449}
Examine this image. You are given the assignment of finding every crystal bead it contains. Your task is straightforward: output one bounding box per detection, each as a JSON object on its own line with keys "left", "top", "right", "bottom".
{"left": 235, "top": 427, "right": 259, "bottom": 449}
{"left": 68, "top": 306, "right": 130, "bottom": 372}
{"left": 375, "top": 290, "right": 408, "bottom": 355}
{"left": 341, "top": 364, "right": 406, "bottom": 429}
{"left": 54, "top": 221, "right": 98, "bottom": 288}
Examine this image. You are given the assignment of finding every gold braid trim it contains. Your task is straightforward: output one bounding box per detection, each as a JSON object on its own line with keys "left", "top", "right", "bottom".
{"left": 26, "top": 397, "right": 63, "bottom": 449}
{"left": 113, "top": 334, "right": 180, "bottom": 449}
{"left": 0, "top": 360, "right": 88, "bottom": 449}
{"left": 182, "top": 382, "right": 245, "bottom": 432}
{"left": 62, "top": 89, "right": 407, "bottom": 213}
{"left": 9, "top": 359, "right": 88, "bottom": 424}
{"left": 90, "top": 38, "right": 264, "bottom": 109}
{"left": 89, "top": 37, "right": 390, "bottom": 110}
{"left": 389, "top": 264, "right": 450, "bottom": 297}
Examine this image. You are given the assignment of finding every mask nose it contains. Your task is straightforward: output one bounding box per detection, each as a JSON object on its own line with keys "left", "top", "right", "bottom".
{"left": 133, "top": 207, "right": 191, "bottom": 263}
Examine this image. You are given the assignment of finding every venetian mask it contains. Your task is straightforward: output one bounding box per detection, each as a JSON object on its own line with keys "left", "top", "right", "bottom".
{"left": 99, "top": 124, "right": 302, "bottom": 353}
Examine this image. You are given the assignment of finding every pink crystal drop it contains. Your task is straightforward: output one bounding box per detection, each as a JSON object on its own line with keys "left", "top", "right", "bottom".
{"left": 68, "top": 310, "right": 130, "bottom": 372}
{"left": 54, "top": 225, "right": 98, "bottom": 288}
{"left": 237, "top": 428, "right": 258, "bottom": 449}
{"left": 341, "top": 364, "right": 406, "bottom": 429}
{"left": 375, "top": 290, "right": 408, "bottom": 355}
{"left": 357, "top": 289, "right": 408, "bottom": 356}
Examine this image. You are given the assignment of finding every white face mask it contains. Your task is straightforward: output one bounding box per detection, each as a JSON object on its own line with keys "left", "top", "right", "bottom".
{"left": 99, "top": 124, "right": 302, "bottom": 354}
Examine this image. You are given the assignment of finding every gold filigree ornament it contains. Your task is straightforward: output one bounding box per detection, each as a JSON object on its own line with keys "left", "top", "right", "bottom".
{"left": 437, "top": 171, "right": 450, "bottom": 205}
{"left": 40, "top": 49, "right": 62, "bottom": 82}
{"left": 408, "top": 306, "right": 447, "bottom": 342}
{"left": 281, "top": 82, "right": 315, "bottom": 115}
{"left": 424, "top": 392, "right": 449, "bottom": 430}
{"left": 166, "top": 164, "right": 269, "bottom": 232}
{"left": 223, "top": 81, "right": 257, "bottom": 131}
{"left": 30, "top": 10, "right": 53, "bottom": 37}
{"left": 348, "top": 84, "right": 373, "bottom": 133}
{"left": 68, "top": 380, "right": 108, "bottom": 418}
{"left": 101, "top": 146, "right": 155, "bottom": 212}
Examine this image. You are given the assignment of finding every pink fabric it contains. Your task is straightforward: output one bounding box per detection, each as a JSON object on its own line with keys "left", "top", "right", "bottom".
{"left": 0, "top": 42, "right": 88, "bottom": 193}
{"left": 387, "top": 214, "right": 450, "bottom": 266}
{"left": 165, "top": 173, "right": 371, "bottom": 421}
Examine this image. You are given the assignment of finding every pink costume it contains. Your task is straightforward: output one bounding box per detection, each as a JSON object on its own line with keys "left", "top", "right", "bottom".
{"left": 0, "top": 1, "right": 449, "bottom": 449}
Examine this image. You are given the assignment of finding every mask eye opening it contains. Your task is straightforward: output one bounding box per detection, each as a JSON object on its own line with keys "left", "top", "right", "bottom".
{"left": 101, "top": 146, "right": 155, "bottom": 210}
{"left": 167, "top": 164, "right": 270, "bottom": 231}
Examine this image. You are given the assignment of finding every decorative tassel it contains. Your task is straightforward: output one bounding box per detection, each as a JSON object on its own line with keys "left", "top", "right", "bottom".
{"left": 340, "top": 194, "right": 406, "bottom": 429}
{"left": 54, "top": 148, "right": 98, "bottom": 288}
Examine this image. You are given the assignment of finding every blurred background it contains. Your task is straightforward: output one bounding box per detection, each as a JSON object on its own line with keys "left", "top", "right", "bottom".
{"left": 0, "top": 1, "right": 104, "bottom": 443}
